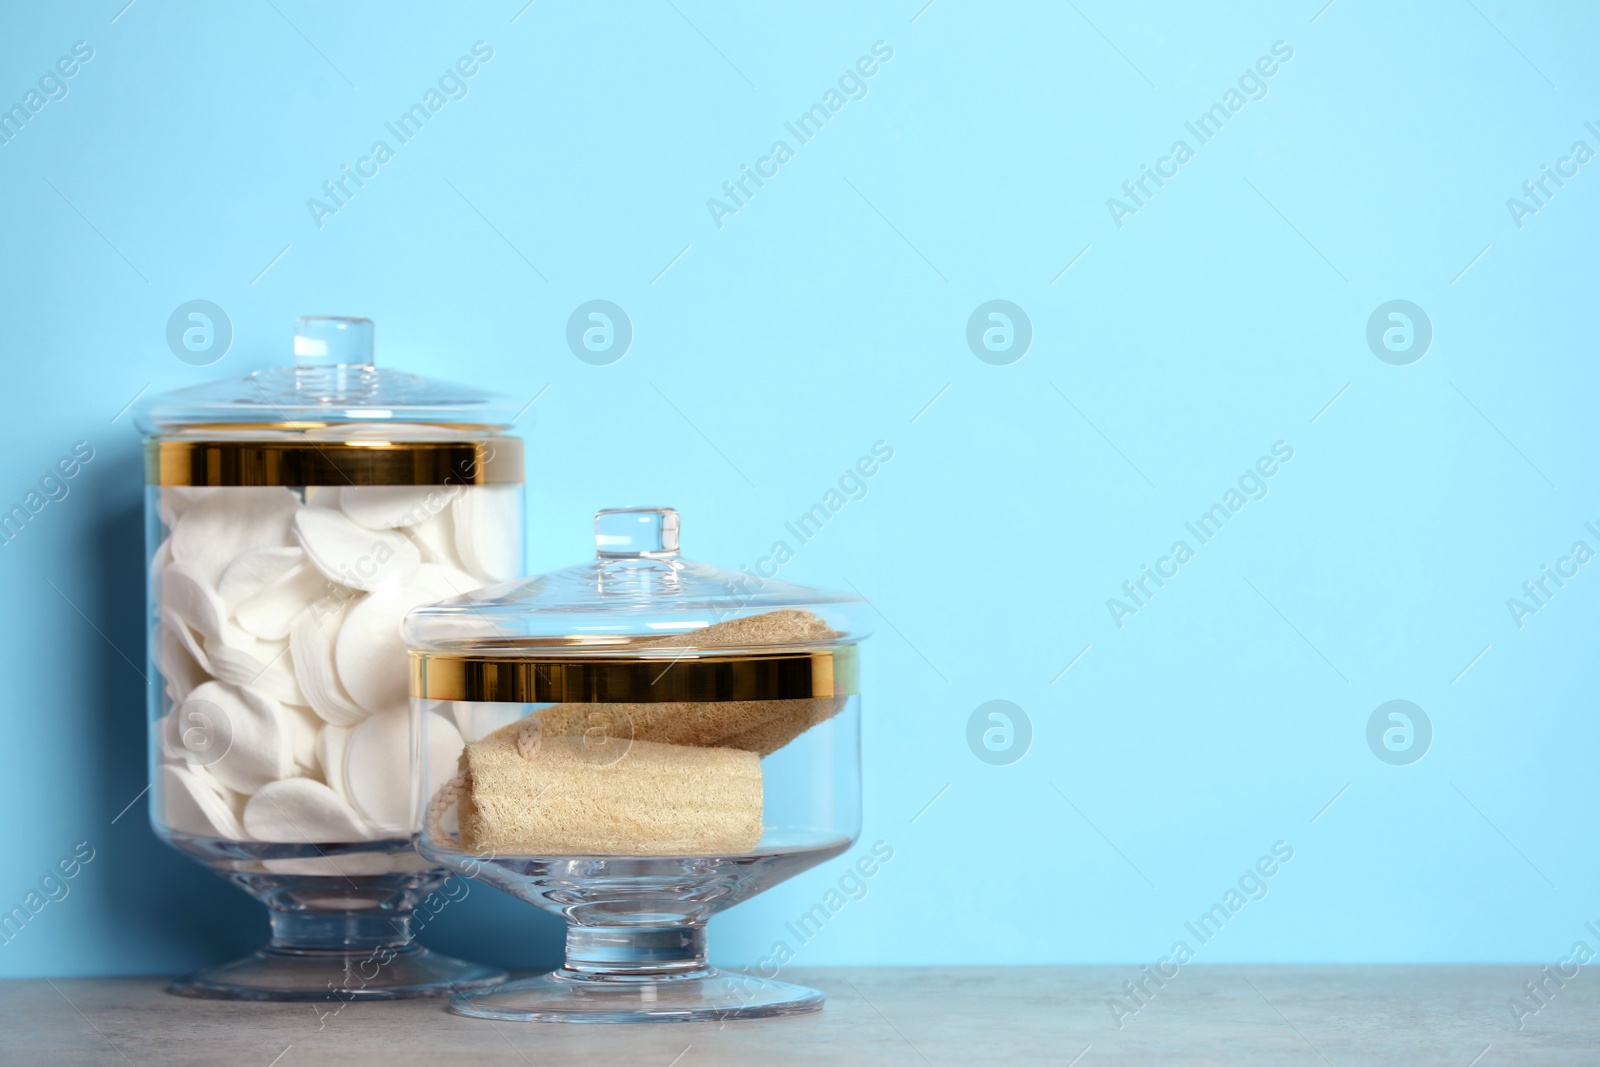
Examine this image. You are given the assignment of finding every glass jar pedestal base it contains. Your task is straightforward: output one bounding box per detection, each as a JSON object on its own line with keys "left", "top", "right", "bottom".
{"left": 172, "top": 944, "right": 506, "bottom": 1002}
{"left": 170, "top": 909, "right": 506, "bottom": 1002}
{"left": 168, "top": 866, "right": 506, "bottom": 1002}
{"left": 450, "top": 970, "right": 823, "bottom": 1023}
{"left": 449, "top": 925, "right": 822, "bottom": 1023}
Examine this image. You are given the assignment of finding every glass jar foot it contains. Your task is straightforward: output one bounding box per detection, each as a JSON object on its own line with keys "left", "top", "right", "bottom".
{"left": 449, "top": 923, "right": 822, "bottom": 1023}
{"left": 169, "top": 906, "right": 506, "bottom": 1001}
{"left": 450, "top": 970, "right": 823, "bottom": 1023}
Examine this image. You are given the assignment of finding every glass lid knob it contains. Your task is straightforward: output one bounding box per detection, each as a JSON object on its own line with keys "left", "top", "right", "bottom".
{"left": 595, "top": 507, "right": 680, "bottom": 559}
{"left": 294, "top": 316, "right": 375, "bottom": 368}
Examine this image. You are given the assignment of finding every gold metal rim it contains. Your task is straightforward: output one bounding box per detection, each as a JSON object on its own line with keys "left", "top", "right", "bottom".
{"left": 410, "top": 646, "right": 860, "bottom": 703}
{"left": 156, "top": 421, "right": 509, "bottom": 434}
{"left": 146, "top": 436, "right": 524, "bottom": 486}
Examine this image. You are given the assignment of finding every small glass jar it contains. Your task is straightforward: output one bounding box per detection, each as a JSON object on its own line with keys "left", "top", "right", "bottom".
{"left": 141, "top": 316, "right": 524, "bottom": 1000}
{"left": 406, "top": 507, "right": 871, "bottom": 1022}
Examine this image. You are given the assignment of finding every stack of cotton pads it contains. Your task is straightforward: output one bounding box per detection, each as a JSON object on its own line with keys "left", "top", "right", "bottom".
{"left": 154, "top": 484, "right": 520, "bottom": 850}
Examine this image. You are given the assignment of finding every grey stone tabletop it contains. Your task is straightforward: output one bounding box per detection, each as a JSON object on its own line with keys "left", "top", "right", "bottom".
{"left": 0, "top": 967, "right": 1595, "bottom": 1066}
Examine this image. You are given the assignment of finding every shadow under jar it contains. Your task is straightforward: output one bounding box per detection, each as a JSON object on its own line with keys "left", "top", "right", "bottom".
{"left": 140, "top": 316, "right": 524, "bottom": 1000}
{"left": 406, "top": 506, "right": 871, "bottom": 1023}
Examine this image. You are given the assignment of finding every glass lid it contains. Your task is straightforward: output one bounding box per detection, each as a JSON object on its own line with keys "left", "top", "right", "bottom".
{"left": 137, "top": 315, "right": 516, "bottom": 436}
{"left": 403, "top": 507, "right": 872, "bottom": 656}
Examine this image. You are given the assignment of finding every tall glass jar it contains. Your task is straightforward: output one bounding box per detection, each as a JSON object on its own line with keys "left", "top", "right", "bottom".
{"left": 406, "top": 507, "right": 870, "bottom": 1022}
{"left": 140, "top": 316, "right": 524, "bottom": 1000}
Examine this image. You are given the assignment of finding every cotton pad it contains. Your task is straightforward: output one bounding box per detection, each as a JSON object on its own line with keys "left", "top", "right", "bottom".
{"left": 303, "top": 485, "right": 341, "bottom": 508}
{"left": 282, "top": 701, "right": 321, "bottom": 777}
{"left": 165, "top": 683, "right": 247, "bottom": 771}
{"left": 406, "top": 503, "right": 466, "bottom": 569}
{"left": 294, "top": 506, "right": 422, "bottom": 593}
{"left": 159, "top": 705, "right": 200, "bottom": 763}
{"left": 149, "top": 537, "right": 172, "bottom": 584}
{"left": 314, "top": 724, "right": 354, "bottom": 804}
{"left": 243, "top": 778, "right": 373, "bottom": 843}
{"left": 156, "top": 621, "right": 206, "bottom": 705}
{"left": 163, "top": 764, "right": 246, "bottom": 840}
{"left": 171, "top": 487, "right": 298, "bottom": 585}
{"left": 290, "top": 603, "right": 369, "bottom": 727}
{"left": 339, "top": 486, "right": 442, "bottom": 529}
{"left": 157, "top": 485, "right": 211, "bottom": 529}
{"left": 235, "top": 563, "right": 330, "bottom": 641}
{"left": 454, "top": 486, "right": 522, "bottom": 583}
{"left": 160, "top": 609, "right": 215, "bottom": 676}
{"left": 205, "top": 623, "right": 305, "bottom": 707}
{"left": 335, "top": 564, "right": 477, "bottom": 715}
{"left": 185, "top": 680, "right": 292, "bottom": 796}
{"left": 161, "top": 563, "right": 228, "bottom": 643}
{"left": 345, "top": 709, "right": 463, "bottom": 836}
{"left": 217, "top": 546, "right": 304, "bottom": 608}
{"left": 343, "top": 708, "right": 412, "bottom": 834}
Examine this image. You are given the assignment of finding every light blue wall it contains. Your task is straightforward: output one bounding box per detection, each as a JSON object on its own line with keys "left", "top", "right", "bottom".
{"left": 0, "top": 0, "right": 1596, "bottom": 977}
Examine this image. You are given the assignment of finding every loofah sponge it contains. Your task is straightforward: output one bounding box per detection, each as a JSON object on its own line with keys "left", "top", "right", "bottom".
{"left": 645, "top": 608, "right": 837, "bottom": 649}
{"left": 533, "top": 609, "right": 847, "bottom": 757}
{"left": 719, "top": 698, "right": 845, "bottom": 757}
{"left": 455, "top": 722, "right": 763, "bottom": 856}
